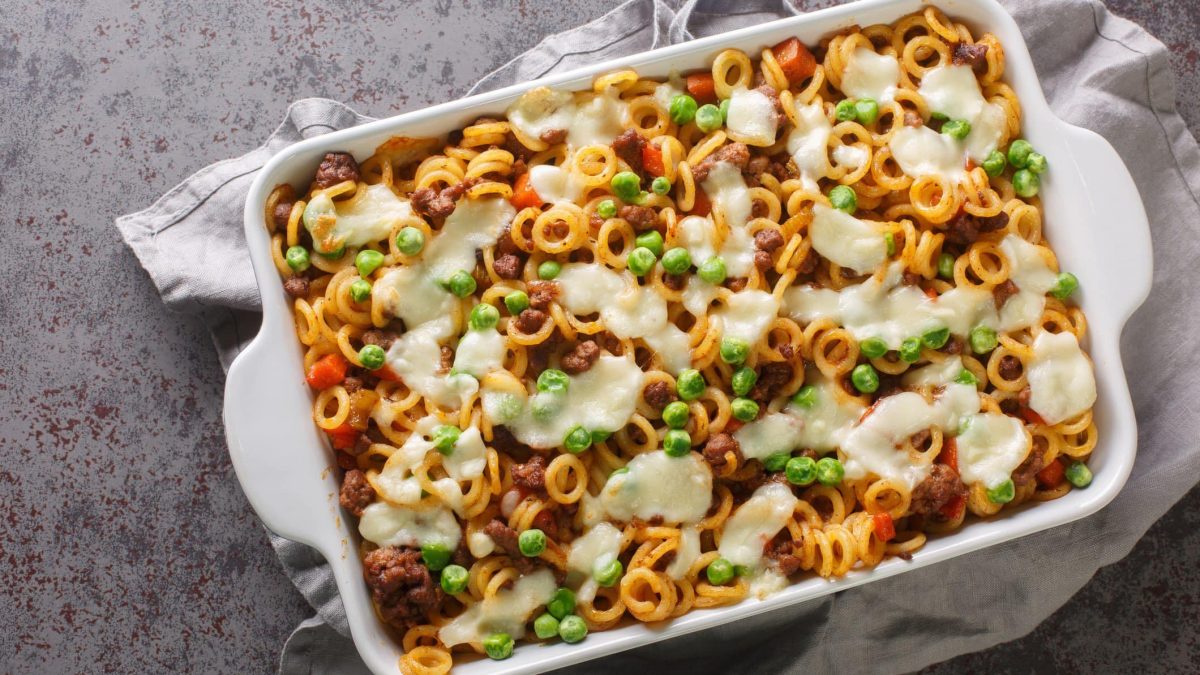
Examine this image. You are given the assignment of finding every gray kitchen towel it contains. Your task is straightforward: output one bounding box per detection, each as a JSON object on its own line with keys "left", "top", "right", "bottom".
{"left": 114, "top": 0, "right": 1200, "bottom": 673}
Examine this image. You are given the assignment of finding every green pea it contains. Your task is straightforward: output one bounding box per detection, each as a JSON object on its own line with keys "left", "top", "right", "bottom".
{"left": 504, "top": 290, "right": 530, "bottom": 315}
{"left": 785, "top": 456, "right": 818, "bottom": 486}
{"left": 633, "top": 190, "right": 651, "bottom": 205}
{"left": 937, "top": 252, "right": 956, "bottom": 279}
{"left": 285, "top": 245, "right": 311, "bottom": 272}
{"left": 663, "top": 429, "right": 692, "bottom": 457}
{"left": 731, "top": 367, "right": 758, "bottom": 397}
{"left": 733, "top": 564, "right": 751, "bottom": 577}
{"left": 829, "top": 185, "right": 857, "bottom": 214}
{"left": 986, "top": 477, "right": 1015, "bottom": 504}
{"left": 359, "top": 344, "right": 386, "bottom": 370}
{"left": 447, "top": 270, "right": 476, "bottom": 298}
{"left": 706, "top": 558, "right": 735, "bottom": 585}
{"left": 669, "top": 94, "right": 698, "bottom": 126}
{"left": 611, "top": 171, "right": 642, "bottom": 202}
{"left": 518, "top": 528, "right": 547, "bottom": 557}
{"left": 546, "top": 587, "right": 575, "bottom": 619}
{"left": 718, "top": 99, "right": 731, "bottom": 123}
{"left": 834, "top": 99, "right": 857, "bottom": 122}
{"left": 1007, "top": 139, "right": 1034, "bottom": 168}
{"left": 954, "top": 369, "right": 979, "bottom": 386}
{"left": 469, "top": 303, "right": 500, "bottom": 330}
{"left": 851, "top": 363, "right": 879, "bottom": 393}
{"left": 969, "top": 325, "right": 998, "bottom": 353}
{"left": 538, "top": 368, "right": 569, "bottom": 394}
{"left": 396, "top": 226, "right": 425, "bottom": 255}
{"left": 731, "top": 397, "right": 759, "bottom": 422}
{"left": 1049, "top": 272, "right": 1078, "bottom": 300}
{"left": 720, "top": 337, "right": 750, "bottom": 365}
{"left": 676, "top": 369, "right": 706, "bottom": 401}
{"left": 590, "top": 430, "right": 611, "bottom": 444}
{"left": 317, "top": 243, "right": 346, "bottom": 260}
{"left": 530, "top": 395, "right": 562, "bottom": 421}
{"left": 558, "top": 615, "right": 588, "bottom": 644}
{"left": 595, "top": 559, "right": 623, "bottom": 587}
{"left": 1012, "top": 169, "right": 1039, "bottom": 198}
{"left": 635, "top": 230, "right": 665, "bottom": 257}
{"left": 854, "top": 98, "right": 879, "bottom": 125}
{"left": 815, "top": 457, "right": 844, "bottom": 486}
{"left": 929, "top": 111, "right": 949, "bottom": 123}
{"left": 885, "top": 232, "right": 896, "bottom": 256}
{"left": 696, "top": 104, "right": 723, "bottom": 133}
{"left": 627, "top": 247, "right": 657, "bottom": 276}
{"left": 982, "top": 150, "right": 1007, "bottom": 177}
{"left": 698, "top": 256, "right": 727, "bottom": 284}
{"left": 563, "top": 425, "right": 592, "bottom": 454}
{"left": 791, "top": 385, "right": 817, "bottom": 409}
{"left": 432, "top": 425, "right": 460, "bottom": 455}
{"left": 662, "top": 401, "right": 690, "bottom": 429}
{"left": 440, "top": 564, "right": 469, "bottom": 594}
{"left": 538, "top": 260, "right": 562, "bottom": 280}
{"left": 483, "top": 632, "right": 514, "bottom": 660}
{"left": 349, "top": 278, "right": 372, "bottom": 303}
{"left": 763, "top": 452, "right": 791, "bottom": 472}
{"left": 942, "top": 119, "right": 972, "bottom": 140}
{"left": 1065, "top": 461, "right": 1093, "bottom": 488}
{"left": 651, "top": 176, "right": 671, "bottom": 196}
{"left": 661, "top": 247, "right": 692, "bottom": 275}
{"left": 533, "top": 613, "right": 560, "bottom": 640}
{"left": 1026, "top": 152, "right": 1048, "bottom": 174}
{"left": 420, "top": 543, "right": 452, "bottom": 571}
{"left": 921, "top": 327, "right": 950, "bottom": 349}
{"left": 860, "top": 337, "right": 888, "bottom": 360}
{"left": 596, "top": 199, "right": 618, "bottom": 219}
{"left": 899, "top": 337, "right": 922, "bottom": 363}
{"left": 355, "top": 249, "right": 385, "bottom": 277}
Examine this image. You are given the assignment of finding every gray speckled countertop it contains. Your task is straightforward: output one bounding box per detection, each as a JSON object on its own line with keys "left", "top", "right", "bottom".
{"left": 1, "top": 1, "right": 1197, "bottom": 673}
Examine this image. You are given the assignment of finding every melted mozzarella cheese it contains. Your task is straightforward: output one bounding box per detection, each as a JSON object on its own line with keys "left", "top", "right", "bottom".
{"left": 832, "top": 144, "right": 868, "bottom": 169}
{"left": 385, "top": 317, "right": 476, "bottom": 409}
{"left": 726, "top": 87, "right": 779, "bottom": 147}
{"left": 784, "top": 235, "right": 1056, "bottom": 348}
{"left": 568, "top": 90, "right": 628, "bottom": 148}
{"left": 749, "top": 568, "right": 789, "bottom": 599}
{"left": 702, "top": 161, "right": 753, "bottom": 227}
{"left": 302, "top": 184, "right": 413, "bottom": 253}
{"left": 734, "top": 412, "right": 804, "bottom": 460}
{"left": 452, "top": 327, "right": 506, "bottom": 378}
{"left": 373, "top": 265, "right": 455, "bottom": 329}
{"left": 665, "top": 526, "right": 701, "bottom": 580}
{"left": 654, "top": 80, "right": 685, "bottom": 112}
{"left": 890, "top": 125, "right": 967, "bottom": 184}
{"left": 714, "top": 289, "right": 780, "bottom": 347}
{"left": 918, "top": 65, "right": 1007, "bottom": 161}
{"left": 370, "top": 416, "right": 487, "bottom": 512}
{"left": 956, "top": 412, "right": 1030, "bottom": 488}
{"left": 902, "top": 356, "right": 965, "bottom": 388}
{"left": 717, "top": 482, "right": 798, "bottom": 569}
{"left": 1027, "top": 331, "right": 1097, "bottom": 425}
{"left": 506, "top": 86, "right": 575, "bottom": 143}
{"left": 786, "top": 374, "right": 866, "bottom": 450}
{"left": 840, "top": 48, "right": 901, "bottom": 103}
{"left": 467, "top": 531, "right": 496, "bottom": 558}
{"left": 786, "top": 102, "right": 832, "bottom": 190}
{"left": 423, "top": 197, "right": 515, "bottom": 282}
{"left": 528, "top": 163, "right": 584, "bottom": 204}
{"left": 600, "top": 451, "right": 713, "bottom": 524}
{"left": 676, "top": 215, "right": 757, "bottom": 281}
{"left": 841, "top": 384, "right": 980, "bottom": 488}
{"left": 481, "top": 355, "right": 645, "bottom": 449}
{"left": 554, "top": 263, "right": 692, "bottom": 372}
{"left": 358, "top": 501, "right": 462, "bottom": 549}
{"left": 439, "top": 569, "right": 556, "bottom": 647}
{"left": 567, "top": 522, "right": 624, "bottom": 602}
{"left": 809, "top": 204, "right": 888, "bottom": 275}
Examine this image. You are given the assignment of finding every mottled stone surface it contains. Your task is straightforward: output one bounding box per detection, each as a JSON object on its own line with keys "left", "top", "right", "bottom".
{"left": 0, "top": 1, "right": 1195, "bottom": 673}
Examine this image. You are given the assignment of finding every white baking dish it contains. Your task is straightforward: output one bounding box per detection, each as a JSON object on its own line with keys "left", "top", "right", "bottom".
{"left": 225, "top": 0, "right": 1152, "bottom": 671}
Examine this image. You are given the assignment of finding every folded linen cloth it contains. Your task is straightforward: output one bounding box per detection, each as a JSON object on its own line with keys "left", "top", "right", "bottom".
{"left": 115, "top": 0, "right": 1200, "bottom": 673}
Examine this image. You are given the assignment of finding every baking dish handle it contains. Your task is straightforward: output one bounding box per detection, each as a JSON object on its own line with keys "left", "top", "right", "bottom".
{"left": 224, "top": 335, "right": 337, "bottom": 547}
{"left": 1061, "top": 124, "right": 1154, "bottom": 325}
